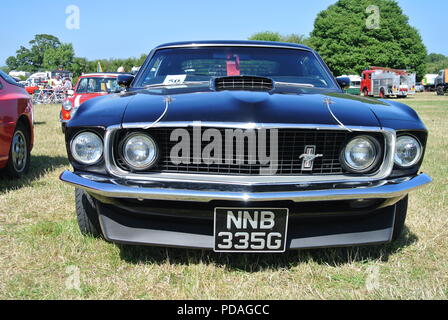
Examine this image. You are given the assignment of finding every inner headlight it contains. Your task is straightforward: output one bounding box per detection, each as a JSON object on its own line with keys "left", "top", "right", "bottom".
{"left": 342, "top": 136, "right": 379, "bottom": 172}
{"left": 71, "top": 131, "right": 103, "bottom": 165}
{"left": 122, "top": 133, "right": 158, "bottom": 170}
{"left": 394, "top": 135, "right": 422, "bottom": 167}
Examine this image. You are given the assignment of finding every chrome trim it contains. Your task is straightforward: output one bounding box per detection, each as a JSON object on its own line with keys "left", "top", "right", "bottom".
{"left": 60, "top": 170, "right": 432, "bottom": 203}
{"left": 324, "top": 97, "right": 352, "bottom": 132}
{"left": 132, "top": 43, "right": 341, "bottom": 90}
{"left": 155, "top": 43, "right": 314, "bottom": 52}
{"left": 103, "top": 122, "right": 396, "bottom": 185}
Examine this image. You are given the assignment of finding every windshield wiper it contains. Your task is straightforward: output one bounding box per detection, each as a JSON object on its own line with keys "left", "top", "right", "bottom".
{"left": 144, "top": 81, "right": 210, "bottom": 89}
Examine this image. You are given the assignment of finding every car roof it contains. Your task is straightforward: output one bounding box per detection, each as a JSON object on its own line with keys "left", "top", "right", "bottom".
{"left": 154, "top": 40, "right": 312, "bottom": 51}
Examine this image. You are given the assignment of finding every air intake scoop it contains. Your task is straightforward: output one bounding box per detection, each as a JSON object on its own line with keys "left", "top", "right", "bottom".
{"left": 214, "top": 76, "right": 274, "bottom": 91}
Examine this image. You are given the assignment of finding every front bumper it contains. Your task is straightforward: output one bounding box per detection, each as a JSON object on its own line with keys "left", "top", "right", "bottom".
{"left": 60, "top": 170, "right": 431, "bottom": 203}
{"left": 60, "top": 171, "right": 431, "bottom": 250}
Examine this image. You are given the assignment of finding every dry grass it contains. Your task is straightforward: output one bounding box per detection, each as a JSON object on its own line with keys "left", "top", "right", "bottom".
{"left": 0, "top": 92, "right": 447, "bottom": 300}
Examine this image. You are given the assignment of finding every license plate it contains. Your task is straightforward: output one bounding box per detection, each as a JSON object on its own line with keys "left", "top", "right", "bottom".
{"left": 213, "top": 208, "right": 289, "bottom": 253}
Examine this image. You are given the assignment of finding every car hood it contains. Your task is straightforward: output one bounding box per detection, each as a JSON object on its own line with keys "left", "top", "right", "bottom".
{"left": 69, "top": 87, "right": 422, "bottom": 131}
{"left": 121, "top": 89, "right": 387, "bottom": 128}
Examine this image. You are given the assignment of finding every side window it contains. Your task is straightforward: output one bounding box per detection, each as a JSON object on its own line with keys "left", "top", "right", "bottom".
{"left": 0, "top": 79, "right": 3, "bottom": 90}
{"left": 77, "top": 78, "right": 88, "bottom": 93}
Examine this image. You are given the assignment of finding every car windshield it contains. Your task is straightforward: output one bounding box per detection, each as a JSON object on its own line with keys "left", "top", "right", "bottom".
{"left": 135, "top": 47, "right": 337, "bottom": 89}
{"left": 76, "top": 77, "right": 119, "bottom": 93}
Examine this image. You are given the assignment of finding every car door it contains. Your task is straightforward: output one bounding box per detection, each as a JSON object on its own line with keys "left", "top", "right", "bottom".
{"left": 0, "top": 78, "right": 18, "bottom": 164}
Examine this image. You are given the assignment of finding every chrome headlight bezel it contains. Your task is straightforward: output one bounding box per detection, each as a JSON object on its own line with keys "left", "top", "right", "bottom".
{"left": 341, "top": 135, "right": 381, "bottom": 173}
{"left": 121, "top": 133, "right": 158, "bottom": 170}
{"left": 70, "top": 131, "right": 104, "bottom": 165}
{"left": 394, "top": 135, "right": 423, "bottom": 168}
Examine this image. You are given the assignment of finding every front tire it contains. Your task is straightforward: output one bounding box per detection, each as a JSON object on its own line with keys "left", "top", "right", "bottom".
{"left": 4, "top": 122, "right": 30, "bottom": 178}
{"left": 75, "top": 188, "right": 103, "bottom": 237}
{"left": 436, "top": 85, "right": 445, "bottom": 96}
{"left": 392, "top": 196, "right": 408, "bottom": 241}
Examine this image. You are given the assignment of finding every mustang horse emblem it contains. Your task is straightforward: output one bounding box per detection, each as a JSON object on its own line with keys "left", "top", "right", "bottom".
{"left": 299, "top": 145, "right": 323, "bottom": 171}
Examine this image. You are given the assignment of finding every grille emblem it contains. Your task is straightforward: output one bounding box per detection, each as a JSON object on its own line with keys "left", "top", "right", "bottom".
{"left": 299, "top": 145, "right": 323, "bottom": 171}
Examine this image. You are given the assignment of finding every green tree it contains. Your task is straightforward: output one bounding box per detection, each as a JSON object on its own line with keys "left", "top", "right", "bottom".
{"left": 426, "top": 53, "right": 448, "bottom": 74}
{"left": 42, "top": 43, "right": 75, "bottom": 70}
{"left": 309, "top": 0, "right": 427, "bottom": 79}
{"left": 6, "top": 34, "right": 64, "bottom": 72}
{"left": 249, "top": 31, "right": 309, "bottom": 46}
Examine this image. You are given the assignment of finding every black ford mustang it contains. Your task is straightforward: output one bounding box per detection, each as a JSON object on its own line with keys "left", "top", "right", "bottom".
{"left": 60, "top": 41, "right": 431, "bottom": 252}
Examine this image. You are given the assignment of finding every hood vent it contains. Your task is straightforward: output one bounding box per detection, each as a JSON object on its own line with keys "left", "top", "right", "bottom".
{"left": 214, "top": 76, "right": 274, "bottom": 91}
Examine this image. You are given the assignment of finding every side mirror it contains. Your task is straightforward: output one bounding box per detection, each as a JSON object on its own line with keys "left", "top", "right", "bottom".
{"left": 336, "top": 77, "right": 351, "bottom": 90}
{"left": 117, "top": 74, "right": 134, "bottom": 89}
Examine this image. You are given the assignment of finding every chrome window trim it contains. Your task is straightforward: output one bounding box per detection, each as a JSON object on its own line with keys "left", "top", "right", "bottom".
{"left": 132, "top": 43, "right": 340, "bottom": 90}
{"left": 103, "top": 122, "right": 396, "bottom": 186}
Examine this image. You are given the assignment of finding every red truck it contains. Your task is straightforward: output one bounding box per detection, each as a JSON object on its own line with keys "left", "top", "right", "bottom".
{"left": 60, "top": 73, "right": 125, "bottom": 132}
{"left": 361, "top": 67, "right": 416, "bottom": 98}
{"left": 0, "top": 70, "right": 34, "bottom": 178}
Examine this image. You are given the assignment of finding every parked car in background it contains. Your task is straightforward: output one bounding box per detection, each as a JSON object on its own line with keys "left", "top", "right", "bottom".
{"left": 60, "top": 41, "right": 431, "bottom": 252}
{"left": 0, "top": 70, "right": 34, "bottom": 178}
{"left": 415, "top": 82, "right": 425, "bottom": 92}
{"left": 59, "top": 73, "right": 125, "bottom": 132}
{"left": 435, "top": 69, "right": 448, "bottom": 96}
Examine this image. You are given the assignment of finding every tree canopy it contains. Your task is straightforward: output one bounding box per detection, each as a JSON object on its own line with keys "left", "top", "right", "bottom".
{"left": 5, "top": 34, "right": 147, "bottom": 77}
{"left": 426, "top": 53, "right": 448, "bottom": 74}
{"left": 6, "top": 34, "right": 74, "bottom": 72}
{"left": 249, "top": 31, "right": 309, "bottom": 46}
{"left": 309, "top": 0, "right": 427, "bottom": 79}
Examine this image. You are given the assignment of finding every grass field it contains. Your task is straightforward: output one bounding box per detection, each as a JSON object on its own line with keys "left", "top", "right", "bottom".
{"left": 0, "top": 92, "right": 447, "bottom": 299}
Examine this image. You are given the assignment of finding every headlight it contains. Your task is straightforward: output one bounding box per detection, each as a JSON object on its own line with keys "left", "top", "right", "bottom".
{"left": 70, "top": 132, "right": 103, "bottom": 165}
{"left": 62, "top": 100, "right": 73, "bottom": 111}
{"left": 122, "top": 133, "right": 158, "bottom": 170}
{"left": 342, "top": 136, "right": 379, "bottom": 172}
{"left": 394, "top": 135, "right": 422, "bottom": 167}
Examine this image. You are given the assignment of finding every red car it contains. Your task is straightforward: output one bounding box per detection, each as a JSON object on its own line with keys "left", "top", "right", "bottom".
{"left": 60, "top": 73, "right": 124, "bottom": 131}
{"left": 0, "top": 71, "right": 34, "bottom": 177}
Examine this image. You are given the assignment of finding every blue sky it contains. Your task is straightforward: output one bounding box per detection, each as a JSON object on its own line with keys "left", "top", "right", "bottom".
{"left": 1, "top": 0, "right": 446, "bottom": 66}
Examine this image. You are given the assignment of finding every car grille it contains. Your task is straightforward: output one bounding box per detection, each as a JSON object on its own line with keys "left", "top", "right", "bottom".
{"left": 114, "top": 127, "right": 384, "bottom": 176}
{"left": 214, "top": 76, "right": 273, "bottom": 91}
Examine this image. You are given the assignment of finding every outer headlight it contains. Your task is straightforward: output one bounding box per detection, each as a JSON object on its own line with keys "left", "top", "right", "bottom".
{"left": 394, "top": 135, "right": 422, "bottom": 167}
{"left": 70, "top": 131, "right": 103, "bottom": 165}
{"left": 62, "top": 100, "right": 73, "bottom": 111}
{"left": 342, "top": 136, "right": 379, "bottom": 172}
{"left": 122, "top": 133, "right": 158, "bottom": 170}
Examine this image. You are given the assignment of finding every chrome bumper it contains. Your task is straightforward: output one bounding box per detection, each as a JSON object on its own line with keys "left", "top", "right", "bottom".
{"left": 60, "top": 170, "right": 432, "bottom": 203}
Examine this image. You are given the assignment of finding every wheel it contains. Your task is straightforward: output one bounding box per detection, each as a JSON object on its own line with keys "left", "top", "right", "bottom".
{"left": 75, "top": 188, "right": 103, "bottom": 237}
{"left": 4, "top": 122, "right": 30, "bottom": 178}
{"left": 391, "top": 196, "right": 408, "bottom": 241}
{"left": 436, "top": 85, "right": 445, "bottom": 96}
{"left": 363, "top": 88, "right": 369, "bottom": 97}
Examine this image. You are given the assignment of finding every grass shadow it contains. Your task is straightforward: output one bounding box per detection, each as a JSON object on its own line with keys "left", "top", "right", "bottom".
{"left": 117, "top": 226, "right": 418, "bottom": 272}
{"left": 0, "top": 155, "right": 68, "bottom": 193}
